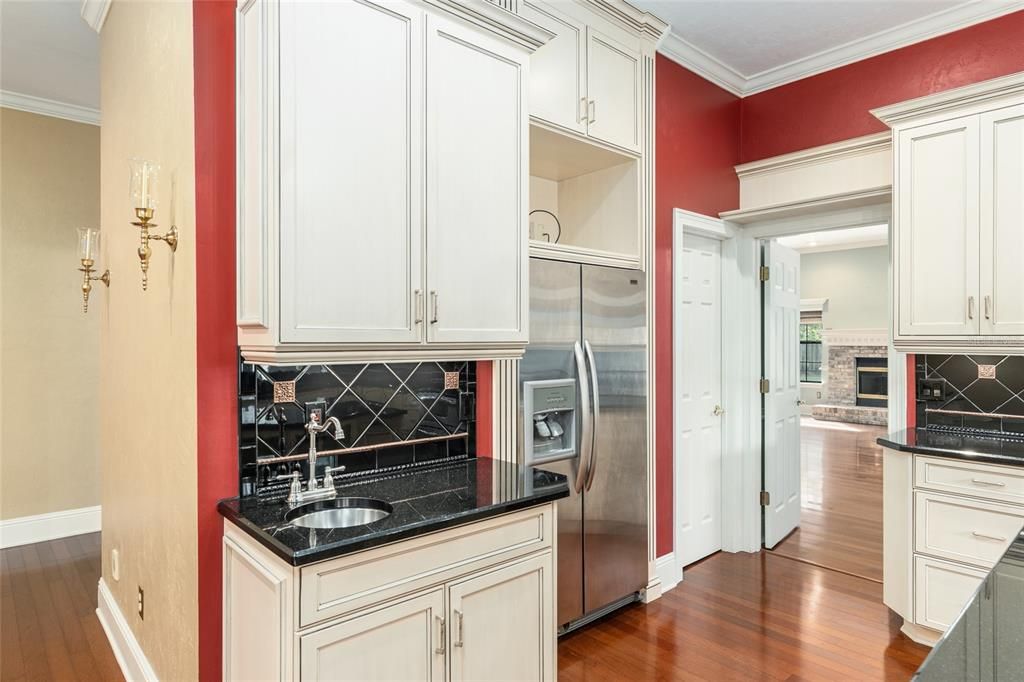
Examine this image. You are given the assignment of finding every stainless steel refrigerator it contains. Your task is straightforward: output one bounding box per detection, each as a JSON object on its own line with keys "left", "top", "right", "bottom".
{"left": 520, "top": 257, "right": 648, "bottom": 631}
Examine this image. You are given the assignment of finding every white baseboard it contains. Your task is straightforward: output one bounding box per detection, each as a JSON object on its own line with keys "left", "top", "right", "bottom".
{"left": 656, "top": 553, "right": 681, "bottom": 594}
{"left": 97, "top": 578, "right": 159, "bottom": 682}
{"left": 0, "top": 505, "right": 101, "bottom": 549}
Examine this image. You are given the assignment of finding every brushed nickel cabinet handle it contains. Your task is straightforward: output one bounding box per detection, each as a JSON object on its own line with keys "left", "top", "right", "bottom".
{"left": 985, "top": 295, "right": 992, "bottom": 320}
{"left": 972, "top": 531, "right": 1007, "bottom": 542}
{"left": 430, "top": 291, "right": 438, "bottom": 324}
{"left": 414, "top": 289, "right": 423, "bottom": 324}
{"left": 579, "top": 97, "right": 588, "bottom": 124}
{"left": 588, "top": 99, "right": 596, "bottom": 124}
{"left": 971, "top": 477, "right": 1006, "bottom": 487}
{"left": 434, "top": 615, "right": 445, "bottom": 655}
{"left": 453, "top": 609, "right": 464, "bottom": 647}
{"left": 968, "top": 296, "right": 975, "bottom": 320}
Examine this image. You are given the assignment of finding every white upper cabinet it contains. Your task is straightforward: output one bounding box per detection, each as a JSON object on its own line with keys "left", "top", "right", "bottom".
{"left": 896, "top": 116, "right": 980, "bottom": 337}
{"left": 875, "top": 73, "right": 1024, "bottom": 352}
{"left": 980, "top": 103, "right": 1024, "bottom": 336}
{"left": 278, "top": 0, "right": 423, "bottom": 344}
{"left": 237, "top": 0, "right": 548, "bottom": 362}
{"left": 521, "top": 0, "right": 642, "bottom": 154}
{"left": 425, "top": 14, "right": 528, "bottom": 345}
{"left": 518, "top": 0, "right": 587, "bottom": 136}
{"left": 585, "top": 27, "right": 640, "bottom": 152}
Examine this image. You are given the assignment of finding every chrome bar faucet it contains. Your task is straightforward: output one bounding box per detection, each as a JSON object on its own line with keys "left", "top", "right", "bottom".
{"left": 306, "top": 413, "right": 344, "bottom": 493}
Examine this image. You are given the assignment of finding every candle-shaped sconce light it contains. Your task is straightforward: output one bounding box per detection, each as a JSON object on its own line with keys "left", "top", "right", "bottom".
{"left": 128, "top": 158, "right": 177, "bottom": 290}
{"left": 78, "top": 227, "right": 110, "bottom": 313}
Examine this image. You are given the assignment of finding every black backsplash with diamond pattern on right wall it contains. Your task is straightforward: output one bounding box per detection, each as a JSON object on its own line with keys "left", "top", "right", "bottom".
{"left": 915, "top": 354, "right": 1024, "bottom": 436}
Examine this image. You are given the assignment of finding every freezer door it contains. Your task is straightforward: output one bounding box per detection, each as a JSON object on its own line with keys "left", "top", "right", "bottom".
{"left": 521, "top": 258, "right": 584, "bottom": 626}
{"left": 581, "top": 265, "right": 648, "bottom": 613}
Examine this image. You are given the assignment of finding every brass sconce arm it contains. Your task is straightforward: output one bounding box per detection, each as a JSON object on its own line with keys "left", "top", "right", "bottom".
{"left": 79, "top": 258, "right": 110, "bottom": 313}
{"left": 131, "top": 207, "right": 178, "bottom": 290}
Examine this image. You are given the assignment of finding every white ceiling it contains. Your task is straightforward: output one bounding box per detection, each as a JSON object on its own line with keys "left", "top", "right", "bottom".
{"left": 633, "top": 0, "right": 1024, "bottom": 95}
{"left": 777, "top": 224, "right": 888, "bottom": 253}
{"left": 0, "top": 0, "right": 100, "bottom": 122}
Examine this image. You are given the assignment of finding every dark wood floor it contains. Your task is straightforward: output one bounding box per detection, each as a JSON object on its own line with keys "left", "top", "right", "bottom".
{"left": 770, "top": 418, "right": 887, "bottom": 582}
{"left": 558, "top": 551, "right": 929, "bottom": 681}
{"left": 1, "top": 533, "right": 122, "bottom": 682}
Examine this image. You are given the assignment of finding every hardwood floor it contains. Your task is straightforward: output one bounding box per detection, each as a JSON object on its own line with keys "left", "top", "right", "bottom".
{"left": 1, "top": 533, "right": 122, "bottom": 682}
{"left": 558, "top": 551, "right": 929, "bottom": 681}
{"left": 770, "top": 418, "right": 887, "bottom": 582}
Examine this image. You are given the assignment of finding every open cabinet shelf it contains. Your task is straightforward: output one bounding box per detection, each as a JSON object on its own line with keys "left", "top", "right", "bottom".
{"left": 529, "top": 123, "right": 641, "bottom": 268}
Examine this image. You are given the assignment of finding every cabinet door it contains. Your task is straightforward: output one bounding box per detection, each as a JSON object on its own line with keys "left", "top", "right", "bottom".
{"left": 896, "top": 116, "right": 980, "bottom": 336}
{"left": 980, "top": 104, "right": 1024, "bottom": 336}
{"left": 914, "top": 556, "right": 987, "bottom": 632}
{"left": 448, "top": 554, "right": 554, "bottom": 682}
{"left": 299, "top": 589, "right": 445, "bottom": 682}
{"left": 425, "top": 14, "right": 528, "bottom": 344}
{"left": 518, "top": 0, "right": 587, "bottom": 135}
{"left": 279, "top": 0, "right": 424, "bottom": 344}
{"left": 585, "top": 28, "right": 640, "bottom": 153}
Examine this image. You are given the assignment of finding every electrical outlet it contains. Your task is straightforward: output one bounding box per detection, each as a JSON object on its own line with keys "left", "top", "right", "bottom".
{"left": 111, "top": 549, "right": 120, "bottom": 582}
{"left": 305, "top": 400, "right": 327, "bottom": 425}
{"left": 138, "top": 586, "right": 144, "bottom": 620}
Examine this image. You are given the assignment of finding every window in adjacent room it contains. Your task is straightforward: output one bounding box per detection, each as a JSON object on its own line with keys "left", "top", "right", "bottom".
{"left": 799, "top": 313, "right": 823, "bottom": 383}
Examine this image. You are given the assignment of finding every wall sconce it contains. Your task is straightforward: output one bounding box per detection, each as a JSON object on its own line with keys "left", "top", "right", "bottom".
{"left": 128, "top": 158, "right": 177, "bottom": 290}
{"left": 78, "top": 227, "right": 110, "bottom": 313}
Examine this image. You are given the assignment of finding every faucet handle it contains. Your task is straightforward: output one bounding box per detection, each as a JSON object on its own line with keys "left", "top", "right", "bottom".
{"left": 323, "top": 465, "right": 346, "bottom": 488}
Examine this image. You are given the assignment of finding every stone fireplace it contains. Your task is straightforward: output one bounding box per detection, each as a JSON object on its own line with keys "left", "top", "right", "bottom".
{"left": 812, "top": 336, "right": 888, "bottom": 426}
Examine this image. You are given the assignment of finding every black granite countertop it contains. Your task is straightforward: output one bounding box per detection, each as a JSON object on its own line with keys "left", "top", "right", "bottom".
{"left": 878, "top": 429, "right": 1024, "bottom": 467}
{"left": 218, "top": 457, "right": 569, "bottom": 566}
{"left": 915, "top": 526, "right": 1024, "bottom": 680}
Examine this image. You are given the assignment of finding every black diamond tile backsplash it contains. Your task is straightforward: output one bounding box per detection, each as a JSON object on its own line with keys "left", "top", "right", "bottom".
{"left": 239, "top": 359, "right": 477, "bottom": 495}
{"left": 916, "top": 354, "right": 1024, "bottom": 437}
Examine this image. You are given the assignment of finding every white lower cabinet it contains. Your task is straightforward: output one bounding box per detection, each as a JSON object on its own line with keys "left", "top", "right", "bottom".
{"left": 223, "top": 504, "right": 557, "bottom": 682}
{"left": 299, "top": 589, "right": 446, "bottom": 682}
{"left": 913, "top": 556, "right": 988, "bottom": 632}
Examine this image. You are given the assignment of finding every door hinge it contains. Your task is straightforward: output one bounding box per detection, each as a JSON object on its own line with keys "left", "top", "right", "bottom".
{"left": 759, "top": 265, "right": 770, "bottom": 282}
{"left": 760, "top": 491, "right": 770, "bottom": 506}
{"left": 759, "top": 378, "right": 770, "bottom": 393}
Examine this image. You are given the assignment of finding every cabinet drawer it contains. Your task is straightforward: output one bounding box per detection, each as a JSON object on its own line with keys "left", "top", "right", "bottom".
{"left": 914, "top": 491, "right": 1024, "bottom": 568}
{"left": 915, "top": 455, "right": 1024, "bottom": 505}
{"left": 913, "top": 555, "right": 987, "bottom": 632}
{"left": 299, "top": 505, "right": 552, "bottom": 627}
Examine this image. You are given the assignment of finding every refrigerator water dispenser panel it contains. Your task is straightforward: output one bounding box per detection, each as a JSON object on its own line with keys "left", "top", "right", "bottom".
{"left": 523, "top": 379, "right": 577, "bottom": 463}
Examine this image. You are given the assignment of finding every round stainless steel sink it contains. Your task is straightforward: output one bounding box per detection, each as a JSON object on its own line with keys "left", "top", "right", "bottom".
{"left": 285, "top": 497, "right": 393, "bottom": 529}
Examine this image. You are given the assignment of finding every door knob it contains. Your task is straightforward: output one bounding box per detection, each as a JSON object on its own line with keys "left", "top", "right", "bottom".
{"left": 712, "top": 405, "right": 725, "bottom": 416}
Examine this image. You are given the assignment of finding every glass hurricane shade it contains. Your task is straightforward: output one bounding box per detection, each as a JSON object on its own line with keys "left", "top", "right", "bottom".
{"left": 128, "top": 158, "right": 160, "bottom": 211}
{"left": 78, "top": 227, "right": 100, "bottom": 261}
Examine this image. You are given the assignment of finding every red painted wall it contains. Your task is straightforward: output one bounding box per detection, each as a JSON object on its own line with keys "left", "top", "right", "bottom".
{"left": 193, "top": 2, "right": 237, "bottom": 680}
{"left": 476, "top": 362, "right": 494, "bottom": 457}
{"left": 740, "top": 10, "right": 1024, "bottom": 162}
{"left": 655, "top": 55, "right": 741, "bottom": 557}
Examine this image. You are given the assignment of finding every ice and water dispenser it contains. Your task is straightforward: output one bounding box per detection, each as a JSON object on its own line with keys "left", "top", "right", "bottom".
{"left": 523, "top": 379, "right": 577, "bottom": 464}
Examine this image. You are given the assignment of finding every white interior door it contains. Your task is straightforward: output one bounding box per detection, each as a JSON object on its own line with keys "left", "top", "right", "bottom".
{"left": 763, "top": 240, "right": 801, "bottom": 549}
{"left": 675, "top": 234, "right": 723, "bottom": 567}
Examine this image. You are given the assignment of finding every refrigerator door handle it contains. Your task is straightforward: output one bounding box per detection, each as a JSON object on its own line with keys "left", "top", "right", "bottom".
{"left": 574, "top": 341, "right": 594, "bottom": 494}
{"left": 583, "top": 339, "right": 600, "bottom": 491}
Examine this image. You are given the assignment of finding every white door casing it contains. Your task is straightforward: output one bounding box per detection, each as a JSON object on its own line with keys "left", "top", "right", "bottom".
{"left": 279, "top": 0, "right": 424, "bottom": 343}
{"left": 425, "top": 13, "right": 528, "bottom": 344}
{"left": 980, "top": 103, "right": 1024, "bottom": 336}
{"left": 676, "top": 234, "right": 723, "bottom": 567}
{"left": 763, "top": 240, "right": 801, "bottom": 549}
{"left": 896, "top": 115, "right": 981, "bottom": 337}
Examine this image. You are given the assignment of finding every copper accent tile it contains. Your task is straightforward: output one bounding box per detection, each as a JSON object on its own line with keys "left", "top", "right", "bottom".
{"left": 444, "top": 372, "right": 459, "bottom": 390}
{"left": 273, "top": 380, "right": 296, "bottom": 403}
{"left": 978, "top": 364, "right": 997, "bottom": 380}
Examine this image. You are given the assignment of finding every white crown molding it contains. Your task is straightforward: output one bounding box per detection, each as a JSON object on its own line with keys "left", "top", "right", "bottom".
{"left": 823, "top": 328, "right": 889, "bottom": 347}
{"left": 0, "top": 505, "right": 101, "bottom": 549}
{"left": 657, "top": 31, "right": 745, "bottom": 97}
{"left": 657, "top": 1, "right": 1024, "bottom": 97}
{"left": 80, "top": 0, "right": 112, "bottom": 33}
{"left": 97, "top": 578, "right": 160, "bottom": 682}
{"left": 1, "top": 90, "right": 101, "bottom": 125}
{"left": 872, "top": 70, "right": 1024, "bottom": 125}
{"left": 735, "top": 132, "right": 891, "bottom": 179}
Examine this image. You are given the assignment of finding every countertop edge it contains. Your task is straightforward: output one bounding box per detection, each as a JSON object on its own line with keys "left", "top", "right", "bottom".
{"left": 877, "top": 435, "right": 1024, "bottom": 467}
{"left": 218, "top": 486, "right": 570, "bottom": 567}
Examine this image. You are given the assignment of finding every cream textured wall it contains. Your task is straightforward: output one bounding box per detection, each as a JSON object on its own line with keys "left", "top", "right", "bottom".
{"left": 801, "top": 245, "right": 889, "bottom": 330}
{"left": 0, "top": 109, "right": 102, "bottom": 520}
{"left": 99, "top": 2, "right": 198, "bottom": 680}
